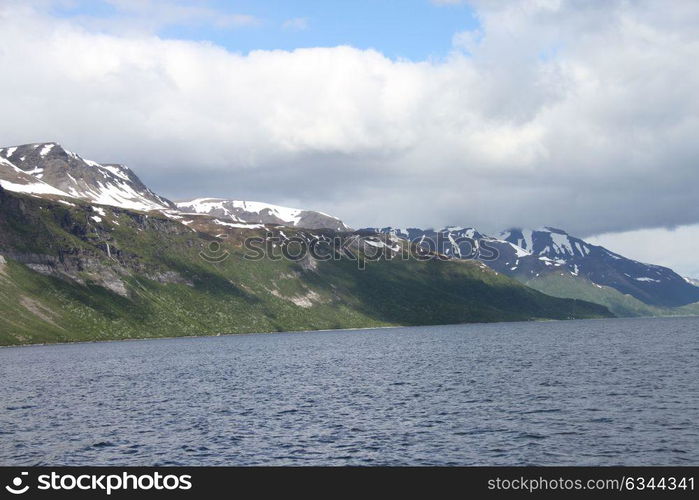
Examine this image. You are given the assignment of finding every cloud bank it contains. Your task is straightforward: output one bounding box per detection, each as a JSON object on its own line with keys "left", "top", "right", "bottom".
{"left": 588, "top": 224, "right": 699, "bottom": 279}
{"left": 1, "top": 0, "right": 698, "bottom": 238}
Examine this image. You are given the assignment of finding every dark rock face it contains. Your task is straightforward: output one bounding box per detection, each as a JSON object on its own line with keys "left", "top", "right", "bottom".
{"left": 0, "top": 189, "right": 193, "bottom": 297}
{"left": 295, "top": 211, "right": 351, "bottom": 232}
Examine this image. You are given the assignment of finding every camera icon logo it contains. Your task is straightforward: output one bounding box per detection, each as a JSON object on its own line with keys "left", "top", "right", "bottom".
{"left": 5, "top": 472, "right": 29, "bottom": 495}
{"left": 199, "top": 236, "right": 230, "bottom": 263}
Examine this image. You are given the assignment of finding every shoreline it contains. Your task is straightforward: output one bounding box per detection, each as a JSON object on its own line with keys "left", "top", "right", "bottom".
{"left": 0, "top": 318, "right": 560, "bottom": 349}
{"left": 3, "top": 314, "right": 692, "bottom": 350}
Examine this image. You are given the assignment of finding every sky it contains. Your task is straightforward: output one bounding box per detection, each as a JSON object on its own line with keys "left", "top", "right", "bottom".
{"left": 0, "top": 0, "right": 698, "bottom": 277}
{"left": 48, "top": 0, "right": 480, "bottom": 60}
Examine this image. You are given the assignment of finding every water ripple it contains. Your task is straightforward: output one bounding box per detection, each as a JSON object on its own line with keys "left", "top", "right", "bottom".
{"left": 0, "top": 316, "right": 698, "bottom": 465}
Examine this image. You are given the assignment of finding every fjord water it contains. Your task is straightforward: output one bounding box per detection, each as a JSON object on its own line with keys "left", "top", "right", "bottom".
{"left": 1, "top": 317, "right": 697, "bottom": 466}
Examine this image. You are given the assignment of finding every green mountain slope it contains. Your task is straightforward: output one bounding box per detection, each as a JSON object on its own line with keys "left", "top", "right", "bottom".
{"left": 0, "top": 188, "right": 612, "bottom": 345}
{"left": 521, "top": 271, "right": 699, "bottom": 318}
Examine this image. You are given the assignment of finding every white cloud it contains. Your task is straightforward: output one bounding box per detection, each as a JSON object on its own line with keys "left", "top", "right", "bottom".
{"left": 0, "top": 0, "right": 698, "bottom": 253}
{"left": 215, "top": 14, "right": 260, "bottom": 29}
{"left": 588, "top": 224, "right": 699, "bottom": 279}
{"left": 282, "top": 17, "right": 309, "bottom": 32}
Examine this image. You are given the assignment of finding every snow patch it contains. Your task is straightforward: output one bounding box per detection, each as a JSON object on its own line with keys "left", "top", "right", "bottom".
{"left": 102, "top": 165, "right": 131, "bottom": 181}
{"left": 177, "top": 198, "right": 311, "bottom": 226}
{"left": 548, "top": 232, "right": 575, "bottom": 256}
{"left": 508, "top": 241, "right": 531, "bottom": 258}
{"left": 0, "top": 179, "right": 71, "bottom": 197}
{"left": 521, "top": 229, "right": 533, "bottom": 251}
{"left": 213, "top": 219, "right": 263, "bottom": 229}
{"left": 25, "top": 167, "right": 43, "bottom": 176}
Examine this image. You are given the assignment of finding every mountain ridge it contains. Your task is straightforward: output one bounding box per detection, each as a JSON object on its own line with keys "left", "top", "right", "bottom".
{"left": 367, "top": 225, "right": 699, "bottom": 311}
{"left": 176, "top": 197, "right": 351, "bottom": 231}
{"left": 0, "top": 142, "right": 354, "bottom": 232}
{"left": 0, "top": 142, "right": 175, "bottom": 211}
{"left": 0, "top": 185, "right": 611, "bottom": 345}
{"left": 0, "top": 140, "right": 695, "bottom": 342}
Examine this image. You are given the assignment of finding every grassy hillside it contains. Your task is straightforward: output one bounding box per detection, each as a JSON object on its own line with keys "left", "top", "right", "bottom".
{"left": 522, "top": 272, "right": 699, "bottom": 318}
{"left": 0, "top": 189, "right": 612, "bottom": 345}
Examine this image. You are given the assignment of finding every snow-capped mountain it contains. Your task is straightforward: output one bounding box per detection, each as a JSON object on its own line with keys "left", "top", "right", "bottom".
{"left": 0, "top": 143, "right": 351, "bottom": 230}
{"left": 367, "top": 226, "right": 699, "bottom": 308}
{"left": 1, "top": 155, "right": 72, "bottom": 197}
{"left": 0, "top": 143, "right": 174, "bottom": 211}
{"left": 500, "top": 227, "right": 594, "bottom": 259}
{"left": 176, "top": 198, "right": 351, "bottom": 231}
{"left": 371, "top": 226, "right": 503, "bottom": 259}
{"left": 2, "top": 141, "right": 696, "bottom": 310}
{"left": 500, "top": 227, "right": 699, "bottom": 307}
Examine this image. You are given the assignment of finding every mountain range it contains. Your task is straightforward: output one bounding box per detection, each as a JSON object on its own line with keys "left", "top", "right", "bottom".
{"left": 366, "top": 226, "right": 699, "bottom": 316}
{"left": 0, "top": 141, "right": 695, "bottom": 345}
